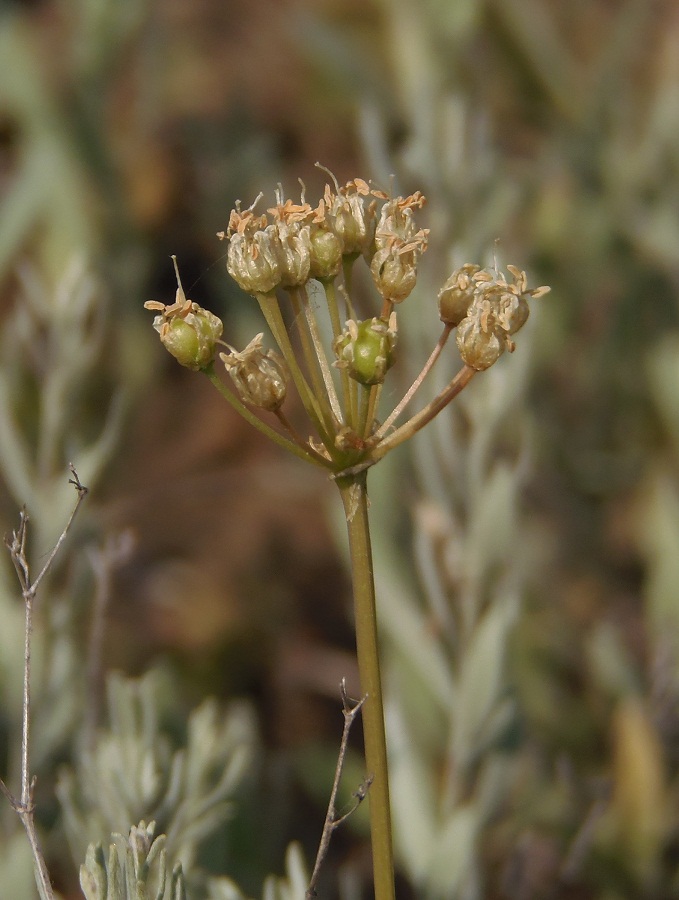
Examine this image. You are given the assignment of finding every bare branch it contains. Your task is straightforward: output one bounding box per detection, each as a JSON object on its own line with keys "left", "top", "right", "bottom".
{"left": 1, "top": 465, "right": 89, "bottom": 900}
{"left": 0, "top": 775, "right": 17, "bottom": 807}
{"left": 306, "top": 678, "right": 370, "bottom": 899}
{"left": 31, "top": 463, "right": 88, "bottom": 595}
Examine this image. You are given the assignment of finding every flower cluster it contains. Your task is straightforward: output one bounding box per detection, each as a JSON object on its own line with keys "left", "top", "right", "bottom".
{"left": 438, "top": 264, "right": 550, "bottom": 370}
{"left": 219, "top": 177, "right": 428, "bottom": 304}
{"left": 146, "top": 171, "right": 549, "bottom": 476}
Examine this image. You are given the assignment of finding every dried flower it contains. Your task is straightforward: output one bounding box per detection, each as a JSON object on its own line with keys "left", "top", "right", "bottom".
{"left": 455, "top": 265, "right": 550, "bottom": 369}
{"left": 373, "top": 192, "right": 427, "bottom": 252}
{"left": 323, "top": 178, "right": 378, "bottom": 258}
{"left": 267, "top": 192, "right": 313, "bottom": 287}
{"left": 273, "top": 222, "right": 312, "bottom": 288}
{"left": 438, "top": 264, "right": 483, "bottom": 326}
{"left": 370, "top": 233, "right": 428, "bottom": 305}
{"left": 144, "top": 258, "right": 222, "bottom": 370}
{"left": 370, "top": 194, "right": 428, "bottom": 303}
{"left": 219, "top": 199, "right": 281, "bottom": 295}
{"left": 223, "top": 226, "right": 281, "bottom": 296}
{"left": 220, "top": 333, "right": 289, "bottom": 410}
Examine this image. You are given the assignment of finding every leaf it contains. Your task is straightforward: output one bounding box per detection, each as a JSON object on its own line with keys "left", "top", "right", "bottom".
{"left": 454, "top": 597, "right": 515, "bottom": 772}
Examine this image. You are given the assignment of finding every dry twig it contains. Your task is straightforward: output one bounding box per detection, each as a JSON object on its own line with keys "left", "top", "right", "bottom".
{"left": 306, "top": 678, "right": 371, "bottom": 898}
{"left": 0, "top": 463, "right": 88, "bottom": 900}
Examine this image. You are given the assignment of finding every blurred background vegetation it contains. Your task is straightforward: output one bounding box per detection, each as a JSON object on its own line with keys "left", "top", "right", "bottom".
{"left": 1, "top": 0, "right": 679, "bottom": 898}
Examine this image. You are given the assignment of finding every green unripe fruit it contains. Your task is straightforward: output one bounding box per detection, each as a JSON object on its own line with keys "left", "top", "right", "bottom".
{"left": 335, "top": 317, "right": 397, "bottom": 385}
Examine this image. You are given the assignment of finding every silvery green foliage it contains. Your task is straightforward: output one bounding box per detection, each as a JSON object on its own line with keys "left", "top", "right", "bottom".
{"left": 0, "top": 261, "right": 128, "bottom": 773}
{"left": 0, "top": 832, "right": 52, "bottom": 900}
{"left": 352, "top": 3, "right": 539, "bottom": 894}
{"left": 205, "top": 843, "right": 307, "bottom": 900}
{"left": 0, "top": 260, "right": 125, "bottom": 526}
{"left": 0, "top": 259, "right": 132, "bottom": 900}
{"left": 354, "top": 7, "right": 537, "bottom": 889}
{"left": 58, "top": 669, "right": 257, "bottom": 876}
{"left": 378, "top": 353, "right": 532, "bottom": 900}
{"left": 80, "top": 820, "right": 187, "bottom": 900}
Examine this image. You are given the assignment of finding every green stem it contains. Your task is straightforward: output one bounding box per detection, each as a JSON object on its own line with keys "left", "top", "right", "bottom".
{"left": 204, "top": 366, "right": 331, "bottom": 469}
{"left": 376, "top": 324, "right": 453, "bottom": 438}
{"left": 362, "top": 383, "right": 382, "bottom": 439}
{"left": 301, "top": 285, "right": 343, "bottom": 423}
{"left": 337, "top": 471, "right": 395, "bottom": 900}
{"left": 357, "top": 386, "right": 372, "bottom": 439}
{"left": 323, "top": 279, "right": 352, "bottom": 410}
{"left": 371, "top": 364, "right": 476, "bottom": 464}
{"left": 255, "top": 293, "right": 333, "bottom": 443}
{"left": 289, "top": 287, "right": 342, "bottom": 424}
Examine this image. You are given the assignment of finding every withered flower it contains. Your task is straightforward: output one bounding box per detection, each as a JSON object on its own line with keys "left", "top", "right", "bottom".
{"left": 220, "top": 333, "right": 289, "bottom": 411}
{"left": 454, "top": 266, "right": 550, "bottom": 369}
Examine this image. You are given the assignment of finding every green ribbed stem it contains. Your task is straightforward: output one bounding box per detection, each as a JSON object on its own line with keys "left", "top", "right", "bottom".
{"left": 337, "top": 470, "right": 395, "bottom": 900}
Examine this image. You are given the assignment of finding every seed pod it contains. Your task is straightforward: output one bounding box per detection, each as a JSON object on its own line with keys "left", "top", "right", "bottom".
{"left": 308, "top": 226, "right": 343, "bottom": 280}
{"left": 227, "top": 226, "right": 282, "bottom": 295}
{"left": 334, "top": 316, "right": 397, "bottom": 385}
{"left": 438, "top": 264, "right": 482, "bottom": 326}
{"left": 144, "top": 258, "right": 223, "bottom": 370}
{"left": 455, "top": 312, "right": 505, "bottom": 370}
{"left": 158, "top": 311, "right": 223, "bottom": 370}
{"left": 370, "top": 247, "right": 418, "bottom": 304}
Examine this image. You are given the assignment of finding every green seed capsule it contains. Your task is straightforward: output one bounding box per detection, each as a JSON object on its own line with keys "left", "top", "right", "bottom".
{"left": 334, "top": 316, "right": 397, "bottom": 385}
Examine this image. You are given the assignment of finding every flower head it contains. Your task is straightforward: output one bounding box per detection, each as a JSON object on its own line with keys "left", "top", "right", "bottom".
{"left": 219, "top": 200, "right": 282, "bottom": 295}
{"left": 322, "top": 177, "right": 378, "bottom": 258}
{"left": 144, "top": 257, "right": 222, "bottom": 370}
{"left": 452, "top": 265, "right": 550, "bottom": 370}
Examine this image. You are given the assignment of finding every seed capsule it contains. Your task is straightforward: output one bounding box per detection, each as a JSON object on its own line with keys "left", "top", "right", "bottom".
{"left": 334, "top": 315, "right": 397, "bottom": 385}
{"left": 455, "top": 312, "right": 505, "bottom": 371}
{"left": 438, "top": 264, "right": 482, "bottom": 326}
{"left": 226, "top": 226, "right": 282, "bottom": 295}
{"left": 144, "top": 257, "right": 223, "bottom": 370}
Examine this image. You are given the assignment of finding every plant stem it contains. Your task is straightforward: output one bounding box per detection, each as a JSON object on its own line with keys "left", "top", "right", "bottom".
{"left": 1, "top": 467, "right": 87, "bottom": 900}
{"left": 295, "top": 285, "right": 344, "bottom": 423}
{"left": 371, "top": 364, "right": 477, "bottom": 463}
{"left": 256, "top": 292, "right": 333, "bottom": 438}
{"left": 306, "top": 679, "right": 368, "bottom": 898}
{"left": 322, "top": 279, "right": 352, "bottom": 410}
{"left": 376, "top": 323, "right": 453, "bottom": 438}
{"left": 204, "top": 367, "right": 331, "bottom": 468}
{"left": 337, "top": 471, "right": 395, "bottom": 900}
